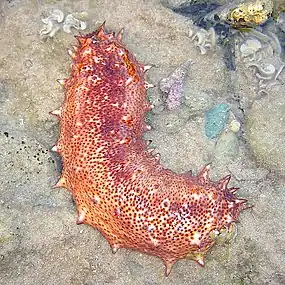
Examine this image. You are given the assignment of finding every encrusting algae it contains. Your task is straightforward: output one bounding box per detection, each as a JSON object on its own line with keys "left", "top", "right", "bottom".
{"left": 227, "top": 0, "right": 273, "bottom": 28}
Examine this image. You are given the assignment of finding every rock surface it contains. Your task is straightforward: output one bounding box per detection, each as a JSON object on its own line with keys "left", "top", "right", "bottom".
{"left": 1, "top": 0, "right": 285, "bottom": 284}
{"left": 246, "top": 89, "right": 285, "bottom": 176}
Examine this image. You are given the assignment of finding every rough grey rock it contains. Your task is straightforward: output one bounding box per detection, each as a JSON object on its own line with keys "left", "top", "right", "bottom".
{"left": 148, "top": 105, "right": 191, "bottom": 134}
{"left": 184, "top": 89, "right": 215, "bottom": 115}
{"left": 246, "top": 88, "right": 285, "bottom": 176}
{"left": 212, "top": 129, "right": 240, "bottom": 167}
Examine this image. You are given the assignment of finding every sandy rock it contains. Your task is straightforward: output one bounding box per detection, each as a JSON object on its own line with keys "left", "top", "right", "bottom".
{"left": 148, "top": 105, "right": 191, "bottom": 134}
{"left": 246, "top": 88, "right": 285, "bottom": 176}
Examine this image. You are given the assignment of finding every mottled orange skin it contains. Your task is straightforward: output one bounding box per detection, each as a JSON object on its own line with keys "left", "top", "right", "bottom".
{"left": 52, "top": 23, "right": 246, "bottom": 275}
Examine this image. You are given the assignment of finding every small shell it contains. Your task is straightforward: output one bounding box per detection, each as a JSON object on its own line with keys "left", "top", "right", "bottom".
{"left": 41, "top": 9, "right": 64, "bottom": 24}
{"left": 39, "top": 22, "right": 61, "bottom": 38}
{"left": 229, "top": 119, "right": 241, "bottom": 133}
{"left": 240, "top": 38, "right": 262, "bottom": 57}
{"left": 40, "top": 21, "right": 54, "bottom": 35}
{"left": 257, "top": 63, "right": 276, "bottom": 79}
{"left": 62, "top": 14, "right": 87, "bottom": 33}
{"left": 159, "top": 60, "right": 192, "bottom": 110}
{"left": 246, "top": 62, "right": 276, "bottom": 79}
{"left": 40, "top": 9, "right": 65, "bottom": 38}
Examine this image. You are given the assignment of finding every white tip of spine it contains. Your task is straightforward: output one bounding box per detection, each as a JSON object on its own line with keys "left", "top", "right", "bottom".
{"left": 76, "top": 208, "right": 87, "bottom": 225}
{"left": 111, "top": 245, "right": 120, "bottom": 253}
{"left": 229, "top": 187, "right": 239, "bottom": 194}
{"left": 154, "top": 153, "right": 160, "bottom": 161}
{"left": 51, "top": 145, "right": 59, "bottom": 152}
{"left": 218, "top": 174, "right": 231, "bottom": 190}
{"left": 196, "top": 256, "right": 205, "bottom": 267}
{"left": 57, "top": 79, "right": 66, "bottom": 86}
{"left": 145, "top": 82, "right": 155, "bottom": 89}
{"left": 50, "top": 108, "right": 62, "bottom": 117}
{"left": 117, "top": 28, "right": 124, "bottom": 41}
{"left": 68, "top": 49, "right": 76, "bottom": 59}
{"left": 145, "top": 124, "right": 152, "bottom": 131}
{"left": 235, "top": 198, "right": 247, "bottom": 205}
{"left": 198, "top": 163, "right": 211, "bottom": 182}
{"left": 53, "top": 176, "right": 66, "bottom": 188}
{"left": 144, "top": 65, "right": 153, "bottom": 72}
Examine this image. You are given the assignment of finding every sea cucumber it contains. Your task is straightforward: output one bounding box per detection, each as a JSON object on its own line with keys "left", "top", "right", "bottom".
{"left": 51, "top": 23, "right": 247, "bottom": 276}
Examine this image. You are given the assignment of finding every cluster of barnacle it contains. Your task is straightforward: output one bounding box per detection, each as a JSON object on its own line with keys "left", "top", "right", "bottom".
{"left": 40, "top": 9, "right": 87, "bottom": 39}
{"left": 238, "top": 30, "right": 284, "bottom": 97}
{"left": 188, "top": 26, "right": 216, "bottom": 55}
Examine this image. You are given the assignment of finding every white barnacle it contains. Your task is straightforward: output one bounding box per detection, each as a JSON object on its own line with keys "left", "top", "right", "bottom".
{"left": 239, "top": 28, "right": 284, "bottom": 97}
{"left": 40, "top": 20, "right": 60, "bottom": 38}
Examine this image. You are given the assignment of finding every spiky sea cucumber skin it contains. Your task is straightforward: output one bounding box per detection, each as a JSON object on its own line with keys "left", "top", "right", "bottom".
{"left": 52, "top": 23, "right": 246, "bottom": 275}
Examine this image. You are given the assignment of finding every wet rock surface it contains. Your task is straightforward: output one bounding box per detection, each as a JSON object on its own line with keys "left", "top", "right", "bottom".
{"left": 246, "top": 91, "right": 285, "bottom": 176}
{"left": 1, "top": 0, "right": 285, "bottom": 284}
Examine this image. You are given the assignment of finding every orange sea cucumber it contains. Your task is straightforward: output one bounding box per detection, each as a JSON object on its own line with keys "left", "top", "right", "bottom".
{"left": 51, "top": 23, "right": 247, "bottom": 276}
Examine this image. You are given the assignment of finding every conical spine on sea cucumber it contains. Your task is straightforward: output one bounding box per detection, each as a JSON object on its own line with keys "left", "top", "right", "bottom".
{"left": 52, "top": 22, "right": 247, "bottom": 276}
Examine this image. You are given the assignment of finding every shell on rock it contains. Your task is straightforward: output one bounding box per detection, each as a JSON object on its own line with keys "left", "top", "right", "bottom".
{"left": 159, "top": 60, "right": 192, "bottom": 110}
{"left": 240, "top": 37, "right": 262, "bottom": 60}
